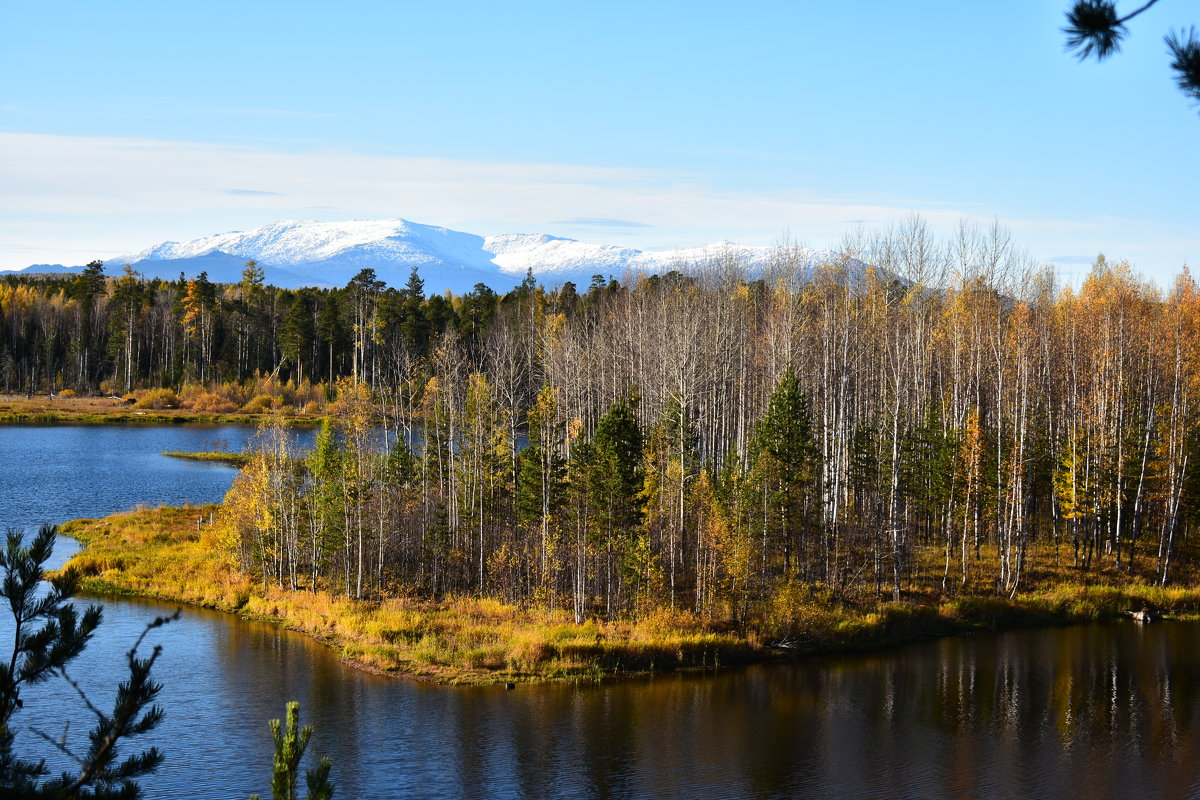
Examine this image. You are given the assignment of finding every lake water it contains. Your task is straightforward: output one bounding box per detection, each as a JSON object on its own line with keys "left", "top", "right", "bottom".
{"left": 2, "top": 425, "right": 1199, "bottom": 799}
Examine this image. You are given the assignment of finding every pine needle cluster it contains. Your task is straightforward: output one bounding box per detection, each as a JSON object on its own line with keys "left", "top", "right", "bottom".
{"left": 1063, "top": 0, "right": 1200, "bottom": 110}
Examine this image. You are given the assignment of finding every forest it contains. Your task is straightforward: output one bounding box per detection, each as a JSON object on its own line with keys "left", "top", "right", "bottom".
{"left": 4, "top": 219, "right": 1200, "bottom": 623}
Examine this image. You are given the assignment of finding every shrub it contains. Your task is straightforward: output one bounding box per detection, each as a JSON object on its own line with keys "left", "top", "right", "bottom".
{"left": 57, "top": 388, "right": 78, "bottom": 398}
{"left": 242, "top": 394, "right": 274, "bottom": 413}
{"left": 134, "top": 388, "right": 179, "bottom": 409}
{"left": 189, "top": 392, "right": 238, "bottom": 413}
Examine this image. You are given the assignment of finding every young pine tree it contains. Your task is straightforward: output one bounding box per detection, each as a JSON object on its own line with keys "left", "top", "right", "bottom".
{"left": 249, "top": 702, "right": 333, "bottom": 800}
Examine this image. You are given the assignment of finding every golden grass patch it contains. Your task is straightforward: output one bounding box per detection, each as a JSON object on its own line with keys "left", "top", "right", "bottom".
{"left": 56, "top": 504, "right": 1200, "bottom": 685}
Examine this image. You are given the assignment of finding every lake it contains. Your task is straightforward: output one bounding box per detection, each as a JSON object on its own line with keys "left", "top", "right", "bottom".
{"left": 2, "top": 425, "right": 1199, "bottom": 799}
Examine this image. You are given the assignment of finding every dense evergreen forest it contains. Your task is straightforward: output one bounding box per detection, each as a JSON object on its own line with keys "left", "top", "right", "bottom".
{"left": 5, "top": 220, "right": 1200, "bottom": 621}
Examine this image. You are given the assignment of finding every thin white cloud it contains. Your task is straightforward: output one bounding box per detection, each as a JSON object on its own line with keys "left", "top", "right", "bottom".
{"left": 0, "top": 132, "right": 1193, "bottom": 284}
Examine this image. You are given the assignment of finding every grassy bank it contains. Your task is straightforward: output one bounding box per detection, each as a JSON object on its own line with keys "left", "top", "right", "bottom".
{"left": 161, "top": 451, "right": 252, "bottom": 467}
{"left": 0, "top": 395, "right": 319, "bottom": 426}
{"left": 57, "top": 505, "right": 1200, "bottom": 685}
{"left": 59, "top": 506, "right": 757, "bottom": 684}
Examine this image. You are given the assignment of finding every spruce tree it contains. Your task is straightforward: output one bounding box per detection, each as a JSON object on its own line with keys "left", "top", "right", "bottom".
{"left": 304, "top": 419, "right": 344, "bottom": 590}
{"left": 589, "top": 395, "right": 646, "bottom": 614}
{"left": 279, "top": 291, "right": 316, "bottom": 385}
{"left": 591, "top": 395, "right": 645, "bottom": 532}
{"left": 751, "top": 367, "right": 818, "bottom": 578}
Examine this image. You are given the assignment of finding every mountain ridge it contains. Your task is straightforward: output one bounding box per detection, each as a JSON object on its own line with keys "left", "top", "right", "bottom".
{"left": 8, "top": 219, "right": 849, "bottom": 294}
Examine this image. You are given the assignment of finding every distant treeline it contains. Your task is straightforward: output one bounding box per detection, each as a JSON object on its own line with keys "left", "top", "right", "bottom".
{"left": 0, "top": 258, "right": 527, "bottom": 394}
{"left": 7, "top": 220, "right": 1200, "bottom": 617}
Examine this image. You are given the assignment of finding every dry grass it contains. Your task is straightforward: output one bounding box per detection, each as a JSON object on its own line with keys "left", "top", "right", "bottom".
{"left": 0, "top": 394, "right": 318, "bottom": 426}
{"left": 61, "top": 505, "right": 255, "bottom": 610}
{"left": 160, "top": 450, "right": 251, "bottom": 466}
{"left": 58, "top": 505, "right": 1200, "bottom": 685}
{"left": 58, "top": 507, "right": 753, "bottom": 684}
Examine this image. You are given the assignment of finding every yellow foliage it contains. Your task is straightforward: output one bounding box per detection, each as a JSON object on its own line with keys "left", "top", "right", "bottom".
{"left": 133, "top": 388, "right": 179, "bottom": 409}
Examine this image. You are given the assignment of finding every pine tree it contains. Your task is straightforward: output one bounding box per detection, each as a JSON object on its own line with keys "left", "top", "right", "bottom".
{"left": 399, "top": 267, "right": 432, "bottom": 357}
{"left": 750, "top": 366, "right": 818, "bottom": 578}
{"left": 69, "top": 260, "right": 106, "bottom": 387}
{"left": 304, "top": 419, "right": 344, "bottom": 590}
{"left": 248, "top": 702, "right": 333, "bottom": 800}
{"left": 588, "top": 395, "right": 646, "bottom": 615}
{"left": 109, "top": 265, "right": 145, "bottom": 393}
{"left": 0, "top": 525, "right": 174, "bottom": 799}
{"left": 279, "top": 291, "right": 316, "bottom": 385}
{"left": 180, "top": 271, "right": 217, "bottom": 382}
{"left": 345, "top": 270, "right": 385, "bottom": 387}
{"left": 1063, "top": 1, "right": 1200, "bottom": 110}
{"left": 315, "top": 293, "right": 347, "bottom": 386}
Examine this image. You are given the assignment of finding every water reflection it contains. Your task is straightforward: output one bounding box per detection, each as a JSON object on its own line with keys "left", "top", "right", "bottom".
{"left": 15, "top": 587, "right": 1200, "bottom": 799}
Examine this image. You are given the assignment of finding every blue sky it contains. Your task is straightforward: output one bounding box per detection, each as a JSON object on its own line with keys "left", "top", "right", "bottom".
{"left": 2, "top": 1, "right": 1196, "bottom": 286}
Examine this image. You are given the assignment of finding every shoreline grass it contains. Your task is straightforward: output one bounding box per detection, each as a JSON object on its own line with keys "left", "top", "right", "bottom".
{"left": 0, "top": 394, "right": 320, "bottom": 427}
{"left": 58, "top": 506, "right": 759, "bottom": 684}
{"left": 160, "top": 450, "right": 252, "bottom": 466}
{"left": 56, "top": 505, "right": 1200, "bottom": 686}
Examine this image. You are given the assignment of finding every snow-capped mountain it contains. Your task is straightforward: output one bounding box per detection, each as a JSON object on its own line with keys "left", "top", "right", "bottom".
{"left": 13, "top": 219, "right": 854, "bottom": 295}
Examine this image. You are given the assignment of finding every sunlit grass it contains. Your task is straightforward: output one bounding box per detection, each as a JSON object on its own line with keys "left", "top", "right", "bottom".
{"left": 58, "top": 507, "right": 754, "bottom": 684}
{"left": 0, "top": 394, "right": 319, "bottom": 426}
{"left": 57, "top": 505, "right": 1200, "bottom": 685}
{"left": 61, "top": 506, "right": 255, "bottom": 610}
{"left": 160, "top": 450, "right": 251, "bottom": 466}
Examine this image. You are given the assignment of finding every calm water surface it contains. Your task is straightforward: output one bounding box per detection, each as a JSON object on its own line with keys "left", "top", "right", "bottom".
{"left": 2, "top": 425, "right": 1199, "bottom": 799}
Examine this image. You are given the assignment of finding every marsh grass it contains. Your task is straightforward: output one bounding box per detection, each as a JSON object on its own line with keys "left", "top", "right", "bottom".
{"left": 58, "top": 507, "right": 755, "bottom": 684}
{"left": 0, "top": 394, "right": 320, "bottom": 426}
{"left": 58, "top": 505, "right": 1200, "bottom": 685}
{"left": 160, "top": 451, "right": 251, "bottom": 466}
{"left": 61, "top": 506, "right": 255, "bottom": 610}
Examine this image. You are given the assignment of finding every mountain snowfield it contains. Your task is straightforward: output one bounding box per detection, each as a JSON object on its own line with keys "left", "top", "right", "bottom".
{"left": 17, "top": 219, "right": 849, "bottom": 295}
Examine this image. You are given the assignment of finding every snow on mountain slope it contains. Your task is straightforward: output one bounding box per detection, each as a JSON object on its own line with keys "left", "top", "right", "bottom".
{"left": 483, "top": 233, "right": 844, "bottom": 283}
{"left": 107, "top": 220, "right": 508, "bottom": 293}
{"left": 484, "top": 233, "right": 644, "bottom": 278}
{"left": 81, "top": 219, "right": 861, "bottom": 294}
{"left": 130, "top": 219, "right": 471, "bottom": 266}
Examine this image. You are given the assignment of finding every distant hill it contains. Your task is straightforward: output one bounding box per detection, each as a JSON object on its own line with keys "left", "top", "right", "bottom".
{"left": 8, "top": 219, "right": 867, "bottom": 295}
